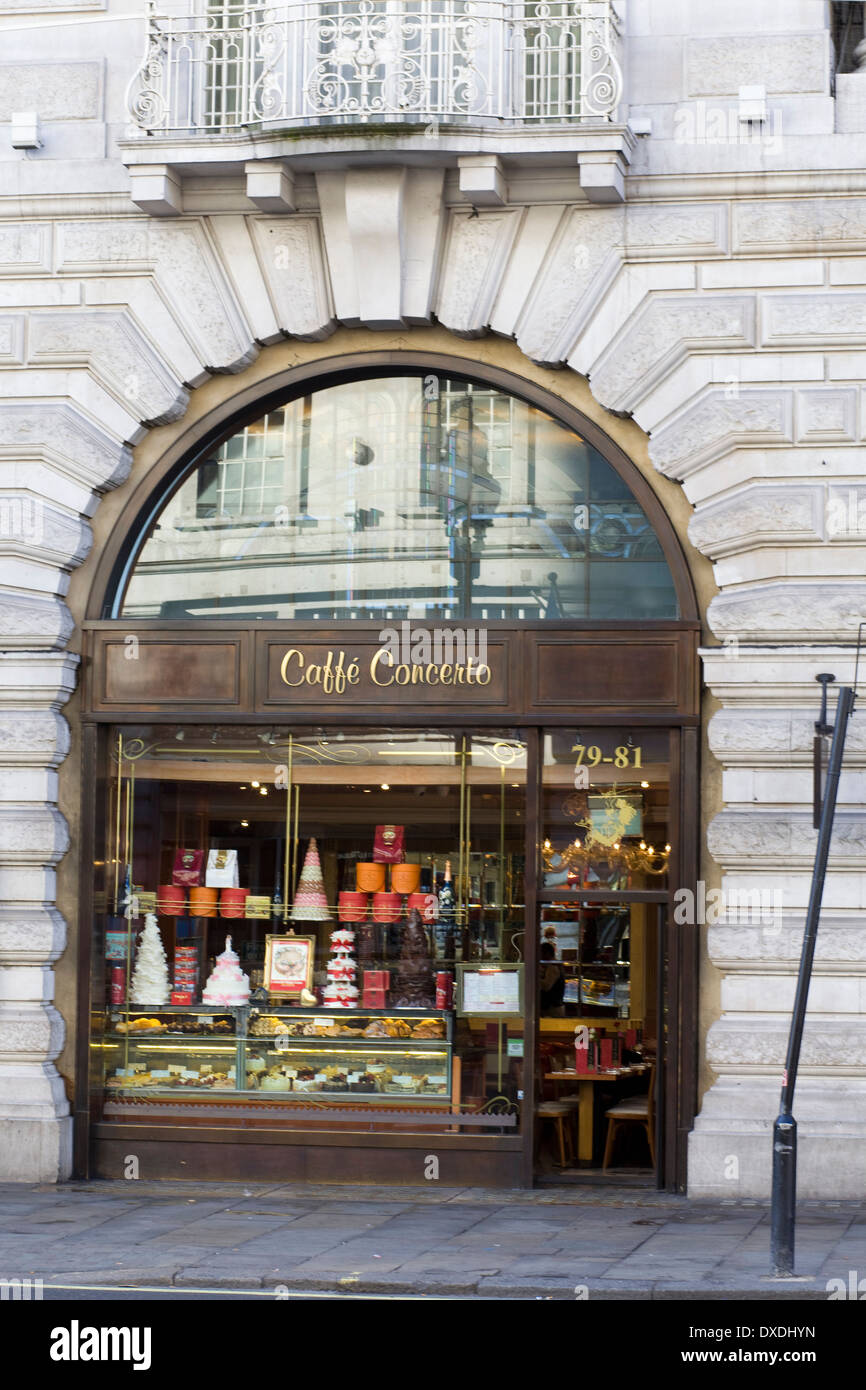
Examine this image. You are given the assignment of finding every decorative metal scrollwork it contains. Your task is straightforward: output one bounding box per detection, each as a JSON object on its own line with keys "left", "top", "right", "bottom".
{"left": 126, "top": 1, "right": 622, "bottom": 134}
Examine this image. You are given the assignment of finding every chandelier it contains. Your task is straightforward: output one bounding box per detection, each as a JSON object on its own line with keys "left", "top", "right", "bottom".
{"left": 542, "top": 837, "right": 671, "bottom": 878}
{"left": 542, "top": 786, "right": 671, "bottom": 879}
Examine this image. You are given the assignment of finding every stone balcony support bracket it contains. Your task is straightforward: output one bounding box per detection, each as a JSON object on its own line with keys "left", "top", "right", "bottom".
{"left": 245, "top": 161, "right": 296, "bottom": 214}
{"left": 128, "top": 164, "right": 183, "bottom": 218}
{"left": 578, "top": 148, "right": 629, "bottom": 204}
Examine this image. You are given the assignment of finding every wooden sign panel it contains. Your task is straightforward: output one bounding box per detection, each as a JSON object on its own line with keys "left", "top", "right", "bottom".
{"left": 82, "top": 624, "right": 698, "bottom": 719}
{"left": 257, "top": 628, "right": 513, "bottom": 711}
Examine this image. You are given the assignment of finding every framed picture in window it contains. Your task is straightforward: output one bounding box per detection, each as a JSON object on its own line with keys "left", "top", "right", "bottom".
{"left": 264, "top": 934, "right": 315, "bottom": 998}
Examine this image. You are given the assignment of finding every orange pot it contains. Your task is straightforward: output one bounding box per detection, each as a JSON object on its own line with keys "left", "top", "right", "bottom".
{"left": 189, "top": 886, "right": 218, "bottom": 918}
{"left": 356, "top": 862, "right": 385, "bottom": 893}
{"left": 391, "top": 862, "right": 420, "bottom": 895}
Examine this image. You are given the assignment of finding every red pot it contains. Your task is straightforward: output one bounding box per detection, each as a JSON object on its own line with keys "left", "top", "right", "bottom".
{"left": 372, "top": 891, "right": 401, "bottom": 923}
{"left": 339, "top": 891, "right": 368, "bottom": 922}
{"left": 408, "top": 891, "right": 438, "bottom": 923}
{"left": 220, "top": 888, "right": 250, "bottom": 919}
{"left": 158, "top": 884, "right": 186, "bottom": 916}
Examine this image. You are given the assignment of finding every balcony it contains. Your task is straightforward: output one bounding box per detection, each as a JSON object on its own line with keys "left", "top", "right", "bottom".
{"left": 127, "top": 1, "right": 624, "bottom": 136}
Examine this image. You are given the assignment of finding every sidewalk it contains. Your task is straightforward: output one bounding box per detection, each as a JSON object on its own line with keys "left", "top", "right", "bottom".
{"left": 0, "top": 1180, "right": 863, "bottom": 1300}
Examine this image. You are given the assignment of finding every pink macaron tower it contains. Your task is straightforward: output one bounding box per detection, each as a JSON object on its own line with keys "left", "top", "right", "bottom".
{"left": 290, "top": 838, "right": 333, "bottom": 923}
{"left": 324, "top": 928, "right": 357, "bottom": 1008}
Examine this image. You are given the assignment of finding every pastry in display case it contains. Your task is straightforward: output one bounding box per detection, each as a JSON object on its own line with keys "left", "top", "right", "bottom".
{"left": 243, "top": 1007, "right": 453, "bottom": 1102}
{"left": 104, "top": 1005, "right": 242, "bottom": 1096}
{"left": 102, "top": 1005, "right": 452, "bottom": 1104}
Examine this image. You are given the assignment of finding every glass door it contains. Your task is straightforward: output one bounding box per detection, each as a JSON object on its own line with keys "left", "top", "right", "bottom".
{"left": 533, "top": 727, "right": 672, "bottom": 1180}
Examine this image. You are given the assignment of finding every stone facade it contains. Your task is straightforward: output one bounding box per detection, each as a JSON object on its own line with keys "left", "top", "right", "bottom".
{"left": 0, "top": 0, "right": 865, "bottom": 1193}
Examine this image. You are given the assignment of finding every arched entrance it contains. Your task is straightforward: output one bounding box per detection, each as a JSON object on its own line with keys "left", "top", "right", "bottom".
{"left": 76, "top": 354, "right": 700, "bottom": 1189}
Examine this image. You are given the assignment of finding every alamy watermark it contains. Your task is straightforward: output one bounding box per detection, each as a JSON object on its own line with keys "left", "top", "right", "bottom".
{"left": 0, "top": 1276, "right": 43, "bottom": 1300}
{"left": 0, "top": 496, "right": 43, "bottom": 545}
{"left": 674, "top": 881, "right": 782, "bottom": 930}
{"left": 674, "top": 101, "right": 783, "bottom": 153}
{"left": 378, "top": 620, "right": 488, "bottom": 672}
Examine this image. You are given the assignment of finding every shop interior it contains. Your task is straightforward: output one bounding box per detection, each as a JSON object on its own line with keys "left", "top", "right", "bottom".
{"left": 94, "top": 723, "right": 669, "bottom": 1181}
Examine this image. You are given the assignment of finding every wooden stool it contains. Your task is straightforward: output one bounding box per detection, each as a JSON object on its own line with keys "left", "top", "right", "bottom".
{"left": 602, "top": 1065, "right": 656, "bottom": 1171}
{"left": 535, "top": 1101, "right": 574, "bottom": 1167}
{"left": 554, "top": 1095, "right": 584, "bottom": 1163}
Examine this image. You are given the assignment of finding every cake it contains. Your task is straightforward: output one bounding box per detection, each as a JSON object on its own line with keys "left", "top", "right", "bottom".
{"left": 324, "top": 926, "right": 358, "bottom": 1007}
{"left": 201, "top": 936, "right": 251, "bottom": 1006}
{"left": 351, "top": 1073, "right": 377, "bottom": 1093}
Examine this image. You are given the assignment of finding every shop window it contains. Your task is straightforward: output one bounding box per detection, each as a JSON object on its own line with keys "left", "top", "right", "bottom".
{"left": 94, "top": 726, "right": 526, "bottom": 1137}
{"left": 114, "top": 373, "right": 679, "bottom": 622}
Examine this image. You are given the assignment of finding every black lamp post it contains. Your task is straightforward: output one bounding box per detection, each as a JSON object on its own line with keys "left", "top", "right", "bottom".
{"left": 770, "top": 678, "right": 855, "bottom": 1276}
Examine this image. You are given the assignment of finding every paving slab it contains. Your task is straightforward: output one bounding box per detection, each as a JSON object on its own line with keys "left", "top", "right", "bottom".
{"left": 0, "top": 1180, "right": 859, "bottom": 1299}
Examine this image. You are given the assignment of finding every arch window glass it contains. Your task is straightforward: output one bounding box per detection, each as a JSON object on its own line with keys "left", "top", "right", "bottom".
{"left": 116, "top": 373, "right": 678, "bottom": 622}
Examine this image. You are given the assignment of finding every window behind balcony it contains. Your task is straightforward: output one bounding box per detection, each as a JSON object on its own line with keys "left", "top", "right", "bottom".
{"left": 521, "top": 0, "right": 582, "bottom": 121}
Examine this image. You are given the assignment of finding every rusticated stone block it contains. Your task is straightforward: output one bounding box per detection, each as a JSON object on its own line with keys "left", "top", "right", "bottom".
{"left": 0, "top": 592, "right": 74, "bottom": 650}
{"left": 0, "top": 806, "right": 69, "bottom": 863}
{"left": 0, "top": 63, "right": 101, "bottom": 121}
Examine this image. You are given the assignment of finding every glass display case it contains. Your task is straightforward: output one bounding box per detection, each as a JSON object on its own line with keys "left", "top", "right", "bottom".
{"left": 101, "top": 1005, "right": 452, "bottom": 1104}
{"left": 103, "top": 1006, "right": 242, "bottom": 1096}
{"left": 245, "top": 1008, "right": 452, "bottom": 1101}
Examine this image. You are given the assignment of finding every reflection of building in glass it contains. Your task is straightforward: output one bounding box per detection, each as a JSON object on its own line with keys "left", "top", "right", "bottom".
{"left": 121, "top": 376, "right": 676, "bottom": 623}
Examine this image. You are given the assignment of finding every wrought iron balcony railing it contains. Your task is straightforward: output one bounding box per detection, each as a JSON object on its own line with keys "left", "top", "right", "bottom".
{"left": 127, "top": 0, "right": 623, "bottom": 135}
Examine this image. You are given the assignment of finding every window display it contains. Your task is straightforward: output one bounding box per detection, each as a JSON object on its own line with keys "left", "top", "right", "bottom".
{"left": 92, "top": 726, "right": 526, "bottom": 1136}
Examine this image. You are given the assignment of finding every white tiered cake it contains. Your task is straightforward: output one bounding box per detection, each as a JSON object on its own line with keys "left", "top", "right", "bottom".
{"left": 202, "top": 936, "right": 251, "bottom": 1006}
{"left": 323, "top": 928, "right": 358, "bottom": 1009}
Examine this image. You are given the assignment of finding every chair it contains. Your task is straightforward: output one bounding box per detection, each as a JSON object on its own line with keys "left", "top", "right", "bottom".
{"left": 602, "top": 1065, "right": 655, "bottom": 1171}
{"left": 535, "top": 1101, "right": 574, "bottom": 1167}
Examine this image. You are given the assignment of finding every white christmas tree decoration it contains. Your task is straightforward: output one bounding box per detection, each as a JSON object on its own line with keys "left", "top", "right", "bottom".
{"left": 130, "top": 912, "right": 170, "bottom": 1005}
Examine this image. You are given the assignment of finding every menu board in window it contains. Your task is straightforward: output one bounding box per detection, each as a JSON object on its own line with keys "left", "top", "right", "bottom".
{"left": 457, "top": 965, "right": 523, "bottom": 1018}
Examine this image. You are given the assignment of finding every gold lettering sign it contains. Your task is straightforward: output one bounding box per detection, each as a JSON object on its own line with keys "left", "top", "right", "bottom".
{"left": 280, "top": 647, "right": 492, "bottom": 694}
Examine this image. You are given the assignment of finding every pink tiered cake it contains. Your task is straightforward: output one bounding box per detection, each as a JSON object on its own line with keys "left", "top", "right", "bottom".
{"left": 202, "top": 936, "right": 251, "bottom": 1005}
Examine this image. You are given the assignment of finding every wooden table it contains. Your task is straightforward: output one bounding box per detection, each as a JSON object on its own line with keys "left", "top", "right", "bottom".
{"left": 546, "top": 1066, "right": 649, "bottom": 1164}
